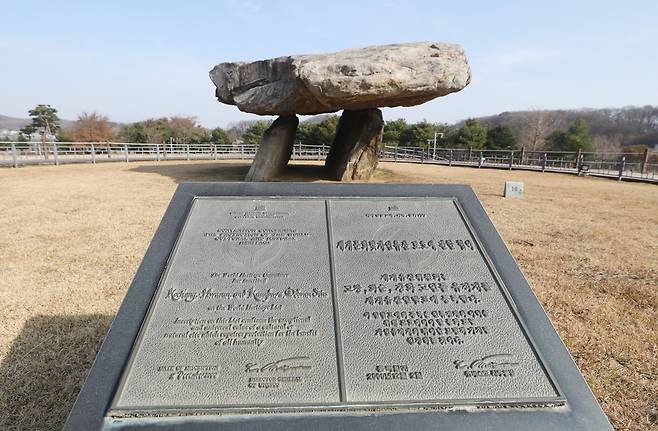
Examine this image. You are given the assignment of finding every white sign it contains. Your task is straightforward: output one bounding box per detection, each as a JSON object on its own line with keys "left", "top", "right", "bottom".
{"left": 504, "top": 181, "right": 524, "bottom": 198}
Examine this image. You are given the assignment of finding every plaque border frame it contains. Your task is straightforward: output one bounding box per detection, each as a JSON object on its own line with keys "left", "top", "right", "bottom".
{"left": 65, "top": 183, "right": 613, "bottom": 431}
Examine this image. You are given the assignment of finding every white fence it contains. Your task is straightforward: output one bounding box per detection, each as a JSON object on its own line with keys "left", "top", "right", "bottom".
{"left": 1, "top": 142, "right": 656, "bottom": 183}
{"left": 381, "top": 146, "right": 658, "bottom": 182}
{"left": 0, "top": 142, "right": 329, "bottom": 165}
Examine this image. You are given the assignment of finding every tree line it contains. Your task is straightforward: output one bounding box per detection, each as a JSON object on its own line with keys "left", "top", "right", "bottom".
{"left": 475, "top": 106, "right": 658, "bottom": 153}
{"left": 292, "top": 115, "right": 594, "bottom": 152}
{"left": 9, "top": 104, "right": 657, "bottom": 155}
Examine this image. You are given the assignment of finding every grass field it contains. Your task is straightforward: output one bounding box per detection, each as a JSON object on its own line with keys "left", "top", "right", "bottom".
{"left": 0, "top": 160, "right": 656, "bottom": 430}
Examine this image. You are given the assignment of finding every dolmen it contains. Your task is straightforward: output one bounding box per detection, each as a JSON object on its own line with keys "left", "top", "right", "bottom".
{"left": 209, "top": 42, "right": 471, "bottom": 181}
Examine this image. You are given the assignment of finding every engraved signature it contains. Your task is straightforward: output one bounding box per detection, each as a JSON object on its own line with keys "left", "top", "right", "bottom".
{"left": 245, "top": 356, "right": 312, "bottom": 374}
{"left": 453, "top": 353, "right": 519, "bottom": 370}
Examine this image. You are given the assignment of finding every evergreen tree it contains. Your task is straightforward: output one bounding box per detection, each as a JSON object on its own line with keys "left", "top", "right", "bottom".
{"left": 295, "top": 122, "right": 314, "bottom": 144}
{"left": 119, "top": 122, "right": 148, "bottom": 143}
{"left": 119, "top": 117, "right": 209, "bottom": 144}
{"left": 456, "top": 119, "right": 488, "bottom": 149}
{"left": 308, "top": 115, "right": 338, "bottom": 146}
{"left": 56, "top": 129, "right": 74, "bottom": 142}
{"left": 210, "top": 127, "right": 230, "bottom": 145}
{"left": 382, "top": 118, "right": 408, "bottom": 145}
{"left": 242, "top": 121, "right": 271, "bottom": 146}
{"left": 399, "top": 121, "right": 438, "bottom": 147}
{"left": 21, "top": 104, "right": 60, "bottom": 139}
{"left": 294, "top": 116, "right": 338, "bottom": 146}
{"left": 546, "top": 119, "right": 593, "bottom": 152}
{"left": 486, "top": 124, "right": 517, "bottom": 150}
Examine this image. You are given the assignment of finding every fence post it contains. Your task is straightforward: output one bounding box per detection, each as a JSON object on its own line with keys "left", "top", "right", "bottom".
{"left": 186, "top": 144, "right": 190, "bottom": 160}
{"left": 618, "top": 156, "right": 626, "bottom": 181}
{"left": 449, "top": 149, "right": 453, "bottom": 166}
{"left": 468, "top": 147, "right": 473, "bottom": 163}
{"left": 317, "top": 147, "right": 321, "bottom": 160}
{"left": 213, "top": 144, "right": 217, "bottom": 160}
{"left": 509, "top": 150, "right": 514, "bottom": 170}
{"left": 240, "top": 145, "right": 244, "bottom": 159}
{"left": 394, "top": 147, "right": 398, "bottom": 161}
{"left": 641, "top": 147, "right": 650, "bottom": 175}
{"left": 575, "top": 148, "right": 582, "bottom": 169}
{"left": 478, "top": 151, "right": 483, "bottom": 168}
{"left": 519, "top": 146, "right": 526, "bottom": 165}
{"left": 90, "top": 143, "right": 96, "bottom": 164}
{"left": 124, "top": 144, "right": 129, "bottom": 162}
{"left": 53, "top": 143, "right": 59, "bottom": 165}
{"left": 11, "top": 143, "right": 18, "bottom": 168}
{"left": 542, "top": 153, "right": 547, "bottom": 172}
{"left": 156, "top": 144, "right": 161, "bottom": 161}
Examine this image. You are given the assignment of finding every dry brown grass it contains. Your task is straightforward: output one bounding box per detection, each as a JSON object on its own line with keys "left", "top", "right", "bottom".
{"left": 0, "top": 160, "right": 656, "bottom": 430}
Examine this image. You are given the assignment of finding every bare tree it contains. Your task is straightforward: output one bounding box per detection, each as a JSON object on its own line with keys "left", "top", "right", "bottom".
{"left": 592, "top": 134, "right": 623, "bottom": 153}
{"left": 517, "top": 109, "right": 564, "bottom": 151}
{"left": 167, "top": 116, "right": 208, "bottom": 144}
{"left": 71, "top": 112, "right": 115, "bottom": 142}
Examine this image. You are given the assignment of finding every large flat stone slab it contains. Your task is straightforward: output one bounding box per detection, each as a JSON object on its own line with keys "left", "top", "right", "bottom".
{"left": 209, "top": 42, "right": 471, "bottom": 115}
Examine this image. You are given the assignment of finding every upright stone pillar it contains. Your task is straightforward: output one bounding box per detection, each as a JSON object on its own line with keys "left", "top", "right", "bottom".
{"left": 325, "top": 109, "right": 384, "bottom": 181}
{"left": 245, "top": 115, "right": 298, "bottom": 181}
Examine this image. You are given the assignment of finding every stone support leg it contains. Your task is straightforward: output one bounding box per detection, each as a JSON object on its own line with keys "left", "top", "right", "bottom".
{"left": 325, "top": 108, "right": 383, "bottom": 181}
{"left": 245, "top": 115, "right": 298, "bottom": 181}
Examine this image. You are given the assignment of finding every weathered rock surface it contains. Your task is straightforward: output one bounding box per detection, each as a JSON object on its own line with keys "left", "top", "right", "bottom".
{"left": 244, "top": 115, "right": 298, "bottom": 181}
{"left": 210, "top": 42, "right": 471, "bottom": 115}
{"left": 325, "top": 109, "right": 383, "bottom": 181}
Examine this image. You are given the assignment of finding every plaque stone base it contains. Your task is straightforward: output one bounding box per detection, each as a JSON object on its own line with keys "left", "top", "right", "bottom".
{"left": 65, "top": 183, "right": 612, "bottom": 431}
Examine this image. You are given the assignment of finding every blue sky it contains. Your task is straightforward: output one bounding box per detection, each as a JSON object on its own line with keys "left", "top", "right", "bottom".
{"left": 1, "top": 0, "right": 657, "bottom": 127}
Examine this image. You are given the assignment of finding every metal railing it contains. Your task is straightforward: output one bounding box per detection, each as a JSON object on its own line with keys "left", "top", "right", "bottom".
{"left": 381, "top": 146, "right": 658, "bottom": 182}
{"left": 1, "top": 142, "right": 656, "bottom": 183}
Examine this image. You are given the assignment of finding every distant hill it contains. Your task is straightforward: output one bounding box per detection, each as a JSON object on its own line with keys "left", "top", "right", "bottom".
{"left": 225, "top": 114, "right": 335, "bottom": 130}
{"left": 468, "top": 106, "right": 658, "bottom": 151}
{"left": 0, "top": 114, "right": 78, "bottom": 131}
{"left": 300, "top": 113, "right": 337, "bottom": 124}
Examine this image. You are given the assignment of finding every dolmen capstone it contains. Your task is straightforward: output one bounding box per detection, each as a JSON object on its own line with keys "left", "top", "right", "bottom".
{"left": 209, "top": 42, "right": 471, "bottom": 181}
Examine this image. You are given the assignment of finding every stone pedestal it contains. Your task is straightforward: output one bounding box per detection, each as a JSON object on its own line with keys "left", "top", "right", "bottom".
{"left": 245, "top": 115, "right": 298, "bottom": 181}
{"left": 65, "top": 183, "right": 613, "bottom": 431}
{"left": 325, "top": 109, "right": 384, "bottom": 181}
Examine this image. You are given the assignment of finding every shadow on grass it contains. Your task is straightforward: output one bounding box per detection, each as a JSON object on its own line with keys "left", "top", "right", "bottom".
{"left": 0, "top": 314, "right": 113, "bottom": 431}
{"left": 129, "top": 162, "right": 251, "bottom": 183}
{"left": 129, "top": 162, "right": 336, "bottom": 183}
{"left": 277, "top": 163, "right": 335, "bottom": 182}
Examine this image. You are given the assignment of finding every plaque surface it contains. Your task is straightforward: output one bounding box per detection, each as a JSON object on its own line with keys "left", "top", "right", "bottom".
{"left": 113, "top": 199, "right": 341, "bottom": 410}
{"left": 329, "top": 199, "right": 556, "bottom": 403}
{"left": 66, "top": 183, "right": 613, "bottom": 431}
{"left": 111, "top": 197, "right": 560, "bottom": 414}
